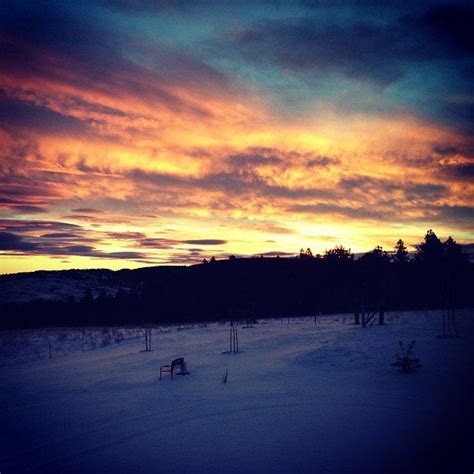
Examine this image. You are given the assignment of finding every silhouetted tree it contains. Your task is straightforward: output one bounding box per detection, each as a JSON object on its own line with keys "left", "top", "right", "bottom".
{"left": 416, "top": 229, "right": 444, "bottom": 265}
{"left": 82, "top": 288, "right": 94, "bottom": 304}
{"left": 444, "top": 236, "right": 466, "bottom": 267}
{"left": 393, "top": 239, "right": 409, "bottom": 264}
{"left": 1, "top": 229, "right": 471, "bottom": 330}
{"left": 299, "top": 248, "right": 313, "bottom": 259}
{"left": 324, "top": 245, "right": 354, "bottom": 261}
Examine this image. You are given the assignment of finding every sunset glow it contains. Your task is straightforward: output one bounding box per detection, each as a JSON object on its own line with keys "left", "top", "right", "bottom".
{"left": 1, "top": 1, "right": 473, "bottom": 273}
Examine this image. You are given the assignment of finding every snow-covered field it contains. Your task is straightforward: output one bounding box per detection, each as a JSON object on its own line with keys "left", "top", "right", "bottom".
{"left": 0, "top": 273, "right": 125, "bottom": 305}
{"left": 1, "top": 311, "right": 473, "bottom": 473}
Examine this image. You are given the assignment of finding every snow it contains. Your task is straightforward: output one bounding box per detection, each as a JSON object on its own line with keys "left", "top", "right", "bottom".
{"left": 0, "top": 272, "right": 125, "bottom": 304}
{"left": 1, "top": 311, "right": 473, "bottom": 473}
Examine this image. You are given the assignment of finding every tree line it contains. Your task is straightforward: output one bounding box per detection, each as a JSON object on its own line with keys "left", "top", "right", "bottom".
{"left": 1, "top": 229, "right": 472, "bottom": 329}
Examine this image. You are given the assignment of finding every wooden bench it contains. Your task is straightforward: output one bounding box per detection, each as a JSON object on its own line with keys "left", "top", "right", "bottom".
{"left": 160, "top": 357, "right": 188, "bottom": 380}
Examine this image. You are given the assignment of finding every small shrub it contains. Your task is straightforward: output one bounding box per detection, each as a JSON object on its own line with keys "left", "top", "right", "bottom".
{"left": 391, "top": 340, "right": 422, "bottom": 373}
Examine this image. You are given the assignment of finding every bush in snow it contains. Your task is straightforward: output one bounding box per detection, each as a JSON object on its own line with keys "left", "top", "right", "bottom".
{"left": 391, "top": 340, "right": 422, "bottom": 373}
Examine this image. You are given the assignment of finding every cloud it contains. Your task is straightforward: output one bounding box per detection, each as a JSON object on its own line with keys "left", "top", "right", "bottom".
{"left": 106, "top": 231, "right": 146, "bottom": 240}
{"left": 288, "top": 203, "right": 387, "bottom": 221}
{"left": 338, "top": 176, "right": 448, "bottom": 201}
{"left": 0, "top": 219, "right": 81, "bottom": 233}
{"left": 1, "top": 1, "right": 473, "bottom": 272}
{"left": 441, "top": 162, "right": 474, "bottom": 180}
{"left": 40, "top": 232, "right": 84, "bottom": 239}
{"left": 0, "top": 232, "right": 38, "bottom": 251}
{"left": 232, "top": 4, "right": 474, "bottom": 82}
{"left": 306, "top": 156, "right": 340, "bottom": 168}
{"left": 0, "top": 93, "right": 91, "bottom": 137}
{"left": 4, "top": 205, "right": 48, "bottom": 214}
{"left": 71, "top": 208, "right": 104, "bottom": 213}
{"left": 136, "top": 238, "right": 179, "bottom": 249}
{"left": 128, "top": 167, "right": 333, "bottom": 202}
{"left": 255, "top": 250, "right": 295, "bottom": 257}
{"left": 0, "top": 229, "right": 148, "bottom": 260}
{"left": 434, "top": 205, "right": 474, "bottom": 223}
{"left": 182, "top": 239, "right": 227, "bottom": 245}
{"left": 228, "top": 152, "right": 283, "bottom": 168}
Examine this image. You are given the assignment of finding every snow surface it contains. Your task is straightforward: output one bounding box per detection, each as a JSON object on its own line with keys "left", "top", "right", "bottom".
{"left": 0, "top": 272, "right": 126, "bottom": 304}
{"left": 1, "top": 311, "right": 473, "bottom": 473}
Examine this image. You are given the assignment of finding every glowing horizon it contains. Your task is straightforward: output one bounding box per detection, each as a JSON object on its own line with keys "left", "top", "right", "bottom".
{"left": 1, "top": 1, "right": 473, "bottom": 274}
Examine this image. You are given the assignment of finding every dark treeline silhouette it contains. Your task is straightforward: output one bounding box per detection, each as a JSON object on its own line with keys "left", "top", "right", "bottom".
{"left": 1, "top": 230, "right": 472, "bottom": 329}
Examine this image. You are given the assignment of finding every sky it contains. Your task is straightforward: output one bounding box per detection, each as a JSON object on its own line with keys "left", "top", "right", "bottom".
{"left": 1, "top": 0, "right": 473, "bottom": 274}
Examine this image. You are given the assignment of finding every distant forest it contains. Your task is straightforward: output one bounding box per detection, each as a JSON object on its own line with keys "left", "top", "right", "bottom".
{"left": 1, "top": 230, "right": 473, "bottom": 329}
